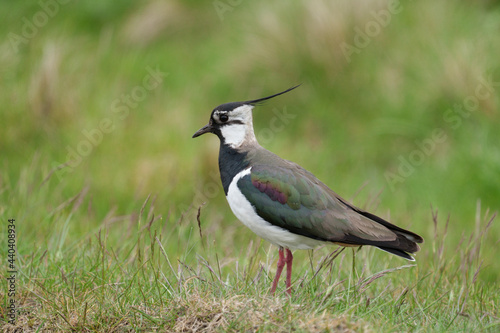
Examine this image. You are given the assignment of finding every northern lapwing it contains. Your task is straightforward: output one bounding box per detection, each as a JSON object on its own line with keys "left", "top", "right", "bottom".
{"left": 192, "top": 86, "right": 423, "bottom": 295}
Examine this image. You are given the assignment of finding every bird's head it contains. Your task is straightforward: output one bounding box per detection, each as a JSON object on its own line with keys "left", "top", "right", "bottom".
{"left": 192, "top": 85, "right": 299, "bottom": 148}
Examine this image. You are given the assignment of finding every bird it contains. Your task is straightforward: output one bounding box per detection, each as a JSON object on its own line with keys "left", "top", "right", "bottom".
{"left": 192, "top": 85, "right": 423, "bottom": 295}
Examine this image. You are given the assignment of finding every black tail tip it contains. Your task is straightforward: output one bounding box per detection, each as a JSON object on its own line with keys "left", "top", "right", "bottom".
{"left": 377, "top": 247, "right": 416, "bottom": 261}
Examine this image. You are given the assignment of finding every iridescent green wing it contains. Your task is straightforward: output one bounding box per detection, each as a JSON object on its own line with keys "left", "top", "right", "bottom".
{"left": 237, "top": 164, "right": 356, "bottom": 241}
{"left": 238, "top": 163, "right": 422, "bottom": 256}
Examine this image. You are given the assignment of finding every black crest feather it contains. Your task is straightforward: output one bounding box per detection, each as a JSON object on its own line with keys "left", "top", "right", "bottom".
{"left": 244, "top": 84, "right": 301, "bottom": 106}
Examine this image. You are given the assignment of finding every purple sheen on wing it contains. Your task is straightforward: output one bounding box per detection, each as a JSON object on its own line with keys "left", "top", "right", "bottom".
{"left": 265, "top": 186, "right": 277, "bottom": 201}
{"left": 252, "top": 180, "right": 266, "bottom": 193}
{"left": 252, "top": 178, "right": 288, "bottom": 204}
{"left": 277, "top": 192, "right": 287, "bottom": 204}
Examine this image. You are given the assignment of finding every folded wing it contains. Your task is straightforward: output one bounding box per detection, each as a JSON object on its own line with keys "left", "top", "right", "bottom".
{"left": 237, "top": 164, "right": 423, "bottom": 260}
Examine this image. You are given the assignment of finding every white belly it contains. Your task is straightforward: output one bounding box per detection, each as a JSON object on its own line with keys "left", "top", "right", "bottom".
{"left": 226, "top": 167, "right": 324, "bottom": 250}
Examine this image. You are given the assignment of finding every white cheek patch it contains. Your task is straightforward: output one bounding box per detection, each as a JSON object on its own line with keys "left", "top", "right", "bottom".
{"left": 221, "top": 124, "right": 247, "bottom": 147}
{"left": 218, "top": 104, "right": 256, "bottom": 148}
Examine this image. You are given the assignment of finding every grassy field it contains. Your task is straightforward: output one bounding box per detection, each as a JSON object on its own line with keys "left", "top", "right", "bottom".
{"left": 1, "top": 0, "right": 500, "bottom": 331}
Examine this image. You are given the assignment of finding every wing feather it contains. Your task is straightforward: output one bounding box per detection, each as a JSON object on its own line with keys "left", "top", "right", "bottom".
{"left": 237, "top": 164, "right": 421, "bottom": 255}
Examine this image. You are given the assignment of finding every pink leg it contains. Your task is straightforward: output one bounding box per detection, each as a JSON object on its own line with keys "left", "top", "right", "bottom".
{"left": 285, "top": 249, "right": 293, "bottom": 295}
{"left": 270, "top": 247, "right": 285, "bottom": 294}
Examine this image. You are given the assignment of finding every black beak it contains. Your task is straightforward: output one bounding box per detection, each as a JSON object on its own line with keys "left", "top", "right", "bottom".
{"left": 192, "top": 123, "right": 213, "bottom": 138}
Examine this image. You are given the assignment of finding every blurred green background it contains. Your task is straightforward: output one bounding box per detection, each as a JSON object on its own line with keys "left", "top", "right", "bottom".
{"left": 1, "top": 0, "right": 499, "bottom": 279}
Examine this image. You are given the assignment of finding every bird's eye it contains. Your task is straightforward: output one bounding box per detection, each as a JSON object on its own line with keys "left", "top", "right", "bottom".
{"left": 219, "top": 114, "right": 229, "bottom": 122}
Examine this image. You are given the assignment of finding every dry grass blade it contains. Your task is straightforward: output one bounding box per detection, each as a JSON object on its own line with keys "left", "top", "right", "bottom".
{"left": 39, "top": 161, "right": 71, "bottom": 188}
{"left": 198, "top": 256, "right": 225, "bottom": 285}
{"left": 155, "top": 236, "right": 178, "bottom": 282}
{"left": 197, "top": 204, "right": 205, "bottom": 241}
{"left": 308, "top": 247, "right": 346, "bottom": 284}
{"left": 358, "top": 265, "right": 416, "bottom": 293}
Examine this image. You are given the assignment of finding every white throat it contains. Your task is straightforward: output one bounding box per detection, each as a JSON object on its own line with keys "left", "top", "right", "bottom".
{"left": 220, "top": 105, "right": 258, "bottom": 148}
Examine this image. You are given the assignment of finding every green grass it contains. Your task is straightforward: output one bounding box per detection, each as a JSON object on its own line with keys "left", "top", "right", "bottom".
{"left": 1, "top": 0, "right": 500, "bottom": 331}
